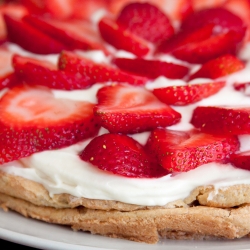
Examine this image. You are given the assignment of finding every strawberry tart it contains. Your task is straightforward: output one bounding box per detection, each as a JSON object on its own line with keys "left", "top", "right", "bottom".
{"left": 2, "top": 0, "right": 250, "bottom": 245}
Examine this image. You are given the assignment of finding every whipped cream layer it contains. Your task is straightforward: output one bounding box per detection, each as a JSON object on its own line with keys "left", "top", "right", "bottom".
{"left": 2, "top": 44, "right": 250, "bottom": 206}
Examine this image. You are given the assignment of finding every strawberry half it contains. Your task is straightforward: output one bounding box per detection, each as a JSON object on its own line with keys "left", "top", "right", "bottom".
{"left": 191, "top": 106, "right": 250, "bottom": 135}
{"left": 13, "top": 54, "right": 93, "bottom": 90}
{"left": 0, "top": 85, "right": 100, "bottom": 163}
{"left": 116, "top": 2, "right": 174, "bottom": 45}
{"left": 152, "top": 81, "right": 225, "bottom": 106}
{"left": 58, "top": 51, "right": 148, "bottom": 86}
{"left": 189, "top": 54, "right": 245, "bottom": 80}
{"left": 80, "top": 133, "right": 169, "bottom": 178}
{"left": 94, "top": 84, "right": 181, "bottom": 134}
{"left": 230, "top": 151, "right": 250, "bottom": 170}
{"left": 4, "top": 14, "right": 67, "bottom": 54}
{"left": 145, "top": 128, "right": 239, "bottom": 172}
{"left": 112, "top": 57, "right": 189, "bottom": 80}
{"left": 98, "top": 17, "right": 151, "bottom": 57}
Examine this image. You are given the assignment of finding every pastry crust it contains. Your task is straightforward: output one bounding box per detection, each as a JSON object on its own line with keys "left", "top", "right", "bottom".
{"left": 1, "top": 170, "right": 250, "bottom": 243}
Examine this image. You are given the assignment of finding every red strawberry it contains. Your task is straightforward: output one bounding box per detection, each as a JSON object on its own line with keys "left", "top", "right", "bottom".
{"left": 98, "top": 17, "right": 151, "bottom": 57}
{"left": 12, "top": 54, "right": 93, "bottom": 90}
{"left": 233, "top": 82, "right": 250, "bottom": 94}
{"left": 230, "top": 151, "right": 250, "bottom": 170}
{"left": 0, "top": 72, "right": 17, "bottom": 90}
{"left": 181, "top": 7, "right": 247, "bottom": 44}
{"left": 94, "top": 84, "right": 181, "bottom": 134}
{"left": 20, "top": 0, "right": 74, "bottom": 19}
{"left": 171, "top": 31, "right": 239, "bottom": 64}
{"left": 189, "top": 54, "right": 245, "bottom": 80}
{"left": 191, "top": 106, "right": 250, "bottom": 135}
{"left": 80, "top": 133, "right": 169, "bottom": 178}
{"left": 145, "top": 128, "right": 239, "bottom": 172}
{"left": 0, "top": 3, "right": 28, "bottom": 43}
{"left": 0, "top": 85, "right": 100, "bottom": 163}
{"left": 112, "top": 57, "right": 189, "bottom": 80}
{"left": 152, "top": 81, "right": 225, "bottom": 106}
{"left": 116, "top": 2, "right": 174, "bottom": 45}
{"left": 58, "top": 51, "right": 148, "bottom": 86}
{"left": 157, "top": 24, "right": 214, "bottom": 54}
{"left": 22, "top": 15, "right": 107, "bottom": 52}
{"left": 4, "top": 14, "right": 68, "bottom": 54}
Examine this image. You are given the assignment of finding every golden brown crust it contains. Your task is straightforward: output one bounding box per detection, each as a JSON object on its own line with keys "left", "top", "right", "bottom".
{"left": 1, "top": 192, "right": 250, "bottom": 244}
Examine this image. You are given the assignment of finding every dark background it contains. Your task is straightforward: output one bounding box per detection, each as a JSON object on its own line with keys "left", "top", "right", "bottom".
{"left": 0, "top": 239, "right": 40, "bottom": 249}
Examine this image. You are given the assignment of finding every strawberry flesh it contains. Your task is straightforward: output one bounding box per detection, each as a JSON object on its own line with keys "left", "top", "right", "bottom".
{"left": 0, "top": 85, "right": 100, "bottom": 163}
{"left": 230, "top": 151, "right": 250, "bottom": 170}
{"left": 189, "top": 54, "right": 245, "bottom": 80}
{"left": 145, "top": 128, "right": 239, "bottom": 172}
{"left": 98, "top": 17, "right": 151, "bottom": 57}
{"left": 13, "top": 54, "right": 94, "bottom": 90}
{"left": 191, "top": 106, "right": 250, "bottom": 135}
{"left": 4, "top": 14, "right": 67, "bottom": 54}
{"left": 152, "top": 81, "right": 225, "bottom": 106}
{"left": 94, "top": 84, "right": 181, "bottom": 134}
{"left": 80, "top": 133, "right": 169, "bottom": 178}
{"left": 116, "top": 2, "right": 174, "bottom": 44}
{"left": 58, "top": 51, "right": 148, "bottom": 86}
{"left": 112, "top": 57, "right": 189, "bottom": 80}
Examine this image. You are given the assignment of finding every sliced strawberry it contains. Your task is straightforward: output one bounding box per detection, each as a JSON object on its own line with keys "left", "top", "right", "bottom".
{"left": 0, "top": 85, "right": 100, "bottom": 163}
{"left": 0, "top": 72, "right": 18, "bottom": 90}
{"left": 112, "top": 57, "right": 189, "bottom": 80}
{"left": 180, "top": 7, "right": 247, "bottom": 44}
{"left": 20, "top": 0, "right": 73, "bottom": 19}
{"left": 4, "top": 14, "right": 68, "bottom": 54}
{"left": 94, "top": 84, "right": 181, "bottom": 134}
{"left": 22, "top": 15, "right": 107, "bottom": 52}
{"left": 233, "top": 82, "right": 250, "bottom": 94}
{"left": 145, "top": 128, "right": 239, "bottom": 172}
{"left": 116, "top": 2, "right": 174, "bottom": 45}
{"left": 58, "top": 51, "right": 148, "bottom": 86}
{"left": 189, "top": 54, "right": 245, "bottom": 80}
{"left": 224, "top": 0, "right": 250, "bottom": 41}
{"left": 98, "top": 17, "right": 151, "bottom": 57}
{"left": 230, "top": 151, "right": 250, "bottom": 170}
{"left": 157, "top": 24, "right": 214, "bottom": 54}
{"left": 0, "top": 3, "right": 28, "bottom": 43}
{"left": 80, "top": 133, "right": 169, "bottom": 178}
{"left": 191, "top": 106, "right": 250, "bottom": 135}
{"left": 171, "top": 31, "right": 239, "bottom": 64}
{"left": 152, "top": 81, "right": 225, "bottom": 106}
{"left": 12, "top": 54, "right": 93, "bottom": 90}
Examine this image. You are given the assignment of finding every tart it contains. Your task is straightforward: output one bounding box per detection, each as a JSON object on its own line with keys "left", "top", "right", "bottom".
{"left": 1, "top": 0, "right": 250, "bottom": 245}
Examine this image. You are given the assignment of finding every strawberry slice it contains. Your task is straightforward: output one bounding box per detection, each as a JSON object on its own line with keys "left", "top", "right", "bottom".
{"left": 116, "top": 2, "right": 174, "bottom": 45}
{"left": 98, "top": 17, "right": 151, "bottom": 57}
{"left": 189, "top": 54, "right": 245, "bottom": 80}
{"left": 152, "top": 81, "right": 225, "bottom": 106}
{"left": 0, "top": 85, "right": 100, "bottom": 163}
{"left": 230, "top": 151, "right": 250, "bottom": 170}
{"left": 157, "top": 24, "right": 214, "bottom": 54}
{"left": 94, "top": 84, "right": 181, "bottom": 134}
{"left": 145, "top": 128, "right": 239, "bottom": 172}
{"left": 171, "top": 31, "right": 239, "bottom": 64}
{"left": 58, "top": 51, "right": 148, "bottom": 86}
{"left": 0, "top": 3, "right": 28, "bottom": 43}
{"left": 4, "top": 14, "right": 68, "bottom": 54}
{"left": 20, "top": 0, "right": 74, "bottom": 19}
{"left": 12, "top": 54, "right": 94, "bottom": 90}
{"left": 22, "top": 15, "right": 107, "bottom": 52}
{"left": 80, "top": 133, "right": 169, "bottom": 178}
{"left": 112, "top": 57, "right": 189, "bottom": 80}
{"left": 180, "top": 7, "right": 247, "bottom": 44}
{"left": 191, "top": 106, "right": 250, "bottom": 135}
{"left": 233, "top": 82, "right": 250, "bottom": 94}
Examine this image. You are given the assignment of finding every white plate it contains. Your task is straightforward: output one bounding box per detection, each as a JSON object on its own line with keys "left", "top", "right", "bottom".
{"left": 0, "top": 209, "right": 250, "bottom": 250}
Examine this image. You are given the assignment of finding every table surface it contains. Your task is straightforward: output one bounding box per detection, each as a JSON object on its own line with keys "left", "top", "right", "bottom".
{"left": 0, "top": 239, "right": 39, "bottom": 249}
